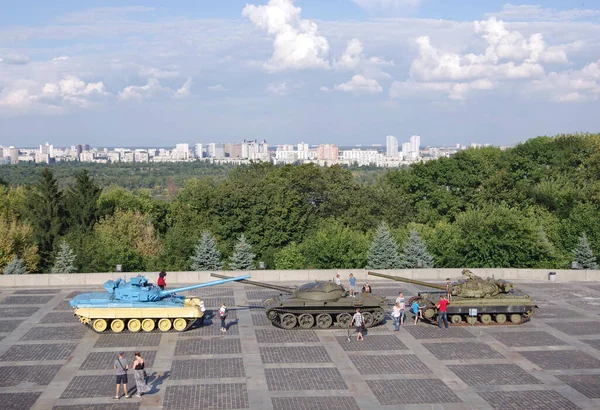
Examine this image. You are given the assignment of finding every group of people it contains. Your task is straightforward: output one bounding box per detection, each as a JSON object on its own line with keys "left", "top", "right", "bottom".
{"left": 114, "top": 352, "right": 151, "bottom": 400}
{"left": 334, "top": 273, "right": 372, "bottom": 297}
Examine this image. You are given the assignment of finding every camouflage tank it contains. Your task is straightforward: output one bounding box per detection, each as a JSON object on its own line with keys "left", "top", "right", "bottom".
{"left": 368, "top": 270, "right": 537, "bottom": 325}
{"left": 211, "top": 273, "right": 387, "bottom": 329}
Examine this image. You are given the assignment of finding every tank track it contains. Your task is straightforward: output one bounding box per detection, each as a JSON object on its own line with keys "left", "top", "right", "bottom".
{"left": 266, "top": 307, "right": 386, "bottom": 330}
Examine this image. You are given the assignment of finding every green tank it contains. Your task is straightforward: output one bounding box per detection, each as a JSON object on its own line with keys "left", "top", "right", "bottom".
{"left": 211, "top": 273, "right": 387, "bottom": 329}
{"left": 368, "top": 269, "right": 537, "bottom": 325}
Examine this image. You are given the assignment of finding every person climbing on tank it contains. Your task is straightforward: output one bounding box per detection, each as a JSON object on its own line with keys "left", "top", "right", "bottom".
{"left": 334, "top": 273, "right": 342, "bottom": 286}
{"left": 446, "top": 278, "right": 452, "bottom": 300}
{"left": 361, "top": 283, "right": 372, "bottom": 293}
{"left": 350, "top": 308, "right": 364, "bottom": 341}
{"left": 157, "top": 270, "right": 167, "bottom": 290}
{"left": 218, "top": 302, "right": 228, "bottom": 333}
{"left": 412, "top": 300, "right": 423, "bottom": 325}
{"left": 349, "top": 273, "right": 357, "bottom": 297}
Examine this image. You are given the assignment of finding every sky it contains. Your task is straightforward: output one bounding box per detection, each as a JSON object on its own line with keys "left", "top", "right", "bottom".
{"left": 0, "top": 0, "right": 599, "bottom": 147}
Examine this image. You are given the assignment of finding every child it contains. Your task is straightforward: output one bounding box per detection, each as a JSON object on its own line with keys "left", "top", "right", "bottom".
{"left": 218, "top": 302, "right": 228, "bottom": 333}
{"left": 157, "top": 270, "right": 167, "bottom": 290}
{"left": 349, "top": 273, "right": 357, "bottom": 297}
{"left": 412, "top": 300, "right": 423, "bottom": 325}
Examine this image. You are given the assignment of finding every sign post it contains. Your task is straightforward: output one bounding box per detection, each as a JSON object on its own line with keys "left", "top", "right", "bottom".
{"left": 468, "top": 308, "right": 477, "bottom": 326}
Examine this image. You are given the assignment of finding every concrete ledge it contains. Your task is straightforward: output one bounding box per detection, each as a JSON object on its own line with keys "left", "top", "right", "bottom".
{"left": 1, "top": 268, "right": 598, "bottom": 288}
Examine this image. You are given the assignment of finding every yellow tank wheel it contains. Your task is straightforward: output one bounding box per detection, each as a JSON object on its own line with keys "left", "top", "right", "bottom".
{"left": 480, "top": 314, "right": 492, "bottom": 325}
{"left": 510, "top": 314, "right": 522, "bottom": 324}
{"left": 92, "top": 319, "right": 108, "bottom": 333}
{"left": 173, "top": 318, "right": 188, "bottom": 332}
{"left": 451, "top": 315, "right": 462, "bottom": 324}
{"left": 158, "top": 318, "right": 172, "bottom": 332}
{"left": 127, "top": 319, "right": 142, "bottom": 333}
{"left": 111, "top": 319, "right": 125, "bottom": 333}
{"left": 141, "top": 319, "right": 155, "bottom": 332}
{"left": 466, "top": 316, "right": 477, "bottom": 325}
{"left": 495, "top": 314, "right": 507, "bottom": 324}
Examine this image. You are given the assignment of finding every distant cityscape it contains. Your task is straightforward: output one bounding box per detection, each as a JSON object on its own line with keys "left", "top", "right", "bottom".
{"left": 0, "top": 136, "right": 509, "bottom": 168}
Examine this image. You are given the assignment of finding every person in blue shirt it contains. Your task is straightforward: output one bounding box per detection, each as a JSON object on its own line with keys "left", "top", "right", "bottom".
{"left": 349, "top": 273, "right": 357, "bottom": 297}
{"left": 412, "top": 300, "right": 423, "bottom": 325}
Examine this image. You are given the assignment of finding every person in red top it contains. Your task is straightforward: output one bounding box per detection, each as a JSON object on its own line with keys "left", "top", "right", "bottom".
{"left": 157, "top": 270, "right": 167, "bottom": 290}
{"left": 436, "top": 295, "right": 449, "bottom": 329}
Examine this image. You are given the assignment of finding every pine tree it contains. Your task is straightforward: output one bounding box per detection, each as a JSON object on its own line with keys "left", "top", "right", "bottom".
{"left": 3, "top": 257, "right": 27, "bottom": 274}
{"left": 51, "top": 241, "right": 77, "bottom": 273}
{"left": 367, "top": 222, "right": 401, "bottom": 269}
{"left": 65, "top": 170, "right": 102, "bottom": 232}
{"left": 190, "top": 231, "right": 223, "bottom": 271}
{"left": 399, "top": 228, "right": 434, "bottom": 268}
{"left": 229, "top": 234, "right": 256, "bottom": 270}
{"left": 574, "top": 233, "right": 598, "bottom": 269}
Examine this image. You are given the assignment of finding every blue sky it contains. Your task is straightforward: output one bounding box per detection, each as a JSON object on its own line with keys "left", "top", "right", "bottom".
{"left": 1, "top": 0, "right": 599, "bottom": 147}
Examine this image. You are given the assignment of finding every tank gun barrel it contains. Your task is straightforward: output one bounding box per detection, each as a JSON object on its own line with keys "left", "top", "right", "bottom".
{"left": 367, "top": 271, "right": 446, "bottom": 290}
{"left": 159, "top": 274, "right": 251, "bottom": 297}
{"left": 210, "top": 273, "right": 294, "bottom": 293}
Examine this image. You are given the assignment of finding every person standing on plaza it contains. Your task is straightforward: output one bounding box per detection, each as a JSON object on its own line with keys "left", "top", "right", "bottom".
{"left": 349, "top": 273, "right": 357, "bottom": 297}
{"left": 392, "top": 302, "right": 401, "bottom": 331}
{"left": 132, "top": 352, "right": 151, "bottom": 398}
{"left": 157, "top": 270, "right": 167, "bottom": 290}
{"left": 218, "top": 302, "right": 228, "bottom": 333}
{"left": 437, "top": 295, "right": 449, "bottom": 329}
{"left": 350, "top": 308, "right": 364, "bottom": 341}
{"left": 395, "top": 292, "right": 406, "bottom": 327}
{"left": 114, "top": 352, "right": 130, "bottom": 399}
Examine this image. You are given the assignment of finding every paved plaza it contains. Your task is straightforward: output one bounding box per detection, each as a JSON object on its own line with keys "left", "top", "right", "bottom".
{"left": 0, "top": 281, "right": 599, "bottom": 409}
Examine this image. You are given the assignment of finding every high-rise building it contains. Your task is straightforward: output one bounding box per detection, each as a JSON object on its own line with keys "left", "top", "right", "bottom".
{"left": 194, "top": 143, "right": 204, "bottom": 158}
{"left": 174, "top": 143, "right": 190, "bottom": 160}
{"left": 213, "top": 143, "right": 226, "bottom": 158}
{"left": 386, "top": 135, "right": 398, "bottom": 157}
{"left": 410, "top": 135, "right": 420, "bottom": 154}
{"left": 317, "top": 144, "right": 338, "bottom": 163}
{"left": 8, "top": 146, "right": 19, "bottom": 164}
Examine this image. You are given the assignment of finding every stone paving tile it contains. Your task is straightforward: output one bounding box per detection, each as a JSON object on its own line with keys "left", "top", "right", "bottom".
{"left": 0, "top": 320, "right": 22, "bottom": 332}
{"left": 80, "top": 351, "right": 156, "bottom": 371}
{"left": 448, "top": 363, "right": 541, "bottom": 386}
{"left": 0, "top": 307, "right": 40, "bottom": 317}
{"left": 546, "top": 321, "right": 600, "bottom": 336}
{"left": 201, "top": 296, "right": 236, "bottom": 309}
{"left": 271, "top": 396, "right": 360, "bottom": 410}
{"left": 0, "top": 343, "right": 77, "bottom": 361}
{"left": 163, "top": 383, "right": 249, "bottom": 410}
{"left": 520, "top": 350, "right": 600, "bottom": 369}
{"left": 53, "top": 404, "right": 140, "bottom": 410}
{"left": 39, "top": 311, "right": 80, "bottom": 324}
{"left": 0, "top": 392, "right": 42, "bottom": 410}
{"left": 405, "top": 325, "right": 475, "bottom": 339}
{"left": 371, "top": 287, "right": 409, "bottom": 297}
{"left": 180, "top": 321, "right": 240, "bottom": 337}
{"left": 64, "top": 291, "right": 89, "bottom": 298}
{"left": 422, "top": 341, "right": 504, "bottom": 360}
{"left": 185, "top": 287, "right": 234, "bottom": 297}
{"left": 582, "top": 338, "right": 600, "bottom": 351}
{"left": 566, "top": 299, "right": 600, "bottom": 312}
{"left": 252, "top": 314, "right": 271, "bottom": 326}
{"left": 367, "top": 379, "right": 462, "bottom": 405}
{"left": 0, "top": 295, "right": 54, "bottom": 305}
{"left": 265, "top": 368, "right": 347, "bottom": 391}
{"left": 61, "top": 375, "right": 125, "bottom": 399}
{"left": 54, "top": 300, "right": 75, "bottom": 310}
{"left": 20, "top": 326, "right": 88, "bottom": 341}
{"left": 533, "top": 306, "right": 578, "bottom": 319}
{"left": 94, "top": 333, "right": 162, "bottom": 348}
{"left": 13, "top": 289, "right": 61, "bottom": 295}
{"left": 478, "top": 390, "right": 579, "bottom": 410}
{"left": 259, "top": 346, "right": 332, "bottom": 363}
{"left": 171, "top": 357, "right": 245, "bottom": 379}
{"left": 175, "top": 338, "right": 242, "bottom": 356}
{"left": 350, "top": 354, "right": 432, "bottom": 375}
{"left": 335, "top": 334, "right": 408, "bottom": 351}
{"left": 0, "top": 364, "right": 62, "bottom": 387}
{"left": 490, "top": 330, "right": 568, "bottom": 347}
{"left": 246, "top": 290, "right": 282, "bottom": 300}
{"left": 255, "top": 329, "right": 319, "bottom": 343}
{"left": 557, "top": 375, "right": 600, "bottom": 399}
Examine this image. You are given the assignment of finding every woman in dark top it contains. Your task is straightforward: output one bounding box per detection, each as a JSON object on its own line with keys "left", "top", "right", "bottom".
{"left": 157, "top": 270, "right": 167, "bottom": 290}
{"left": 132, "top": 352, "right": 151, "bottom": 397}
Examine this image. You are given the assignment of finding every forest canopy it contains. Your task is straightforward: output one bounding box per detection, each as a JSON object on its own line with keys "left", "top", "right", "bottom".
{"left": 1, "top": 133, "right": 599, "bottom": 273}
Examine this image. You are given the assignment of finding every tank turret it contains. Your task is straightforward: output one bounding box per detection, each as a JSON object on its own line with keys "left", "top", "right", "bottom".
{"left": 210, "top": 273, "right": 387, "bottom": 330}
{"left": 368, "top": 270, "right": 536, "bottom": 326}
{"left": 71, "top": 274, "right": 251, "bottom": 333}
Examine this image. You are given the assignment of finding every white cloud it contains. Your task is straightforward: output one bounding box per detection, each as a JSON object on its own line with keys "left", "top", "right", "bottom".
{"left": 485, "top": 4, "right": 600, "bottom": 22}
{"left": 266, "top": 82, "right": 288, "bottom": 95}
{"left": 139, "top": 67, "right": 180, "bottom": 79}
{"left": 242, "top": 0, "right": 330, "bottom": 71}
{"left": 352, "top": 0, "right": 423, "bottom": 13}
{"left": 207, "top": 84, "right": 228, "bottom": 92}
{"left": 335, "top": 75, "right": 382, "bottom": 93}
{"left": 0, "top": 53, "right": 29, "bottom": 65}
{"left": 118, "top": 78, "right": 192, "bottom": 101}
{"left": 390, "top": 79, "right": 494, "bottom": 100}
{"left": 530, "top": 60, "right": 600, "bottom": 102}
{"left": 319, "top": 86, "right": 330, "bottom": 92}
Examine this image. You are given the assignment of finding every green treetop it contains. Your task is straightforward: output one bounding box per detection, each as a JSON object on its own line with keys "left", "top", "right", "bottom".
{"left": 229, "top": 234, "right": 256, "bottom": 270}
{"left": 399, "top": 228, "right": 434, "bottom": 268}
{"left": 190, "top": 231, "right": 223, "bottom": 271}
{"left": 367, "top": 222, "right": 401, "bottom": 269}
{"left": 574, "top": 233, "right": 598, "bottom": 269}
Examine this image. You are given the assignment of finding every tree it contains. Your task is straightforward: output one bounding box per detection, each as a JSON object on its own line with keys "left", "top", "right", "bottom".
{"left": 190, "top": 231, "right": 223, "bottom": 271}
{"left": 229, "top": 234, "right": 256, "bottom": 270}
{"left": 399, "top": 228, "right": 434, "bottom": 268}
{"left": 3, "top": 256, "right": 27, "bottom": 274}
{"left": 274, "top": 242, "right": 306, "bottom": 269}
{"left": 65, "top": 170, "right": 102, "bottom": 232}
{"left": 574, "top": 233, "right": 598, "bottom": 269}
{"left": 0, "top": 215, "right": 39, "bottom": 273}
{"left": 367, "top": 222, "right": 401, "bottom": 269}
{"left": 51, "top": 241, "right": 77, "bottom": 273}
{"left": 27, "top": 168, "right": 66, "bottom": 271}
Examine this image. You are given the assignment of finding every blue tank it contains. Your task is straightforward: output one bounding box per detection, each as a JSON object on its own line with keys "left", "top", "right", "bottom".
{"left": 70, "top": 274, "right": 250, "bottom": 333}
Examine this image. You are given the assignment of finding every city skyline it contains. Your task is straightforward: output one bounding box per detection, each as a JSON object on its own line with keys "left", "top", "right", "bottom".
{"left": 1, "top": 1, "right": 599, "bottom": 146}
